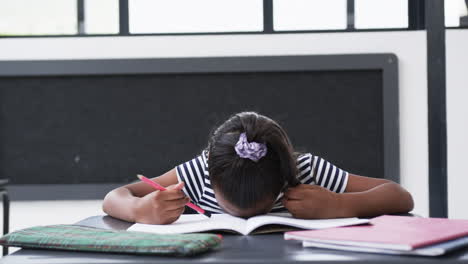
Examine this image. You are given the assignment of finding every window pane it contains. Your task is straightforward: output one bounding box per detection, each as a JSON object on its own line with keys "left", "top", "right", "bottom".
{"left": 355, "top": 0, "right": 408, "bottom": 29}
{"left": 0, "top": 0, "right": 77, "bottom": 36}
{"left": 445, "top": 0, "right": 468, "bottom": 27}
{"left": 273, "top": 0, "right": 347, "bottom": 31}
{"left": 129, "top": 0, "right": 263, "bottom": 34}
{"left": 84, "top": 0, "right": 119, "bottom": 34}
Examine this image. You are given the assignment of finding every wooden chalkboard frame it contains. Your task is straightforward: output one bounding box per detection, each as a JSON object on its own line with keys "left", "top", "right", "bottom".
{"left": 0, "top": 54, "right": 399, "bottom": 200}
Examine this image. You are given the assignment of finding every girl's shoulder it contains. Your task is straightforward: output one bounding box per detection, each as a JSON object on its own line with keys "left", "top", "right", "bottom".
{"left": 199, "top": 149, "right": 209, "bottom": 166}
{"left": 295, "top": 153, "right": 314, "bottom": 175}
{"left": 296, "top": 152, "right": 314, "bottom": 164}
{"left": 175, "top": 150, "right": 209, "bottom": 179}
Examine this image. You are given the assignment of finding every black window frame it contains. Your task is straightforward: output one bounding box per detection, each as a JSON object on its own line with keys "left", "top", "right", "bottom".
{"left": 1, "top": 0, "right": 465, "bottom": 39}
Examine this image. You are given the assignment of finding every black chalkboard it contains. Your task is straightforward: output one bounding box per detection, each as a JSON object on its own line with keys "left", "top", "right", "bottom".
{"left": 1, "top": 70, "right": 384, "bottom": 184}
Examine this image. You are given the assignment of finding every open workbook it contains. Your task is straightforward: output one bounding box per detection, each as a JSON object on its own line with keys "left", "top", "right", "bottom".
{"left": 128, "top": 213, "right": 369, "bottom": 236}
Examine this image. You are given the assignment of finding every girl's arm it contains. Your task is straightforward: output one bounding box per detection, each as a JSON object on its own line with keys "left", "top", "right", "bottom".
{"left": 282, "top": 174, "right": 414, "bottom": 219}
{"left": 339, "top": 174, "right": 414, "bottom": 217}
{"left": 102, "top": 169, "right": 189, "bottom": 224}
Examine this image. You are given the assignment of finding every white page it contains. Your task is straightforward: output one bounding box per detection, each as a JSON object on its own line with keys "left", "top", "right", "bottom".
{"left": 128, "top": 213, "right": 370, "bottom": 236}
{"left": 246, "top": 215, "right": 370, "bottom": 234}
{"left": 128, "top": 214, "right": 248, "bottom": 235}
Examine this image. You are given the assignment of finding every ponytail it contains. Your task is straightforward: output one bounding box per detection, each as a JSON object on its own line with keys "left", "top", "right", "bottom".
{"left": 208, "top": 112, "right": 298, "bottom": 210}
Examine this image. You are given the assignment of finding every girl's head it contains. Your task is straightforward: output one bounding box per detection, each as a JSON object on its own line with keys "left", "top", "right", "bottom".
{"left": 207, "top": 112, "right": 299, "bottom": 217}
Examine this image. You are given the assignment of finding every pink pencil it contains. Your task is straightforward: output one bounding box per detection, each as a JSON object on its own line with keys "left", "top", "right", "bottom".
{"left": 137, "top": 174, "right": 211, "bottom": 218}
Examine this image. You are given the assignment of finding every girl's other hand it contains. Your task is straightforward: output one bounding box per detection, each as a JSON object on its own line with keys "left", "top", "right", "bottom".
{"left": 133, "top": 182, "right": 190, "bottom": 225}
{"left": 282, "top": 184, "right": 343, "bottom": 219}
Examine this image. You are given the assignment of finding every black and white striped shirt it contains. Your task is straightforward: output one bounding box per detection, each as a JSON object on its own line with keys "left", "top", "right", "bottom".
{"left": 176, "top": 150, "right": 349, "bottom": 214}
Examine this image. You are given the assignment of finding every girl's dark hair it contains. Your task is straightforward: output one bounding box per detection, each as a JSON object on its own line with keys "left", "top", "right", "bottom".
{"left": 207, "top": 112, "right": 299, "bottom": 210}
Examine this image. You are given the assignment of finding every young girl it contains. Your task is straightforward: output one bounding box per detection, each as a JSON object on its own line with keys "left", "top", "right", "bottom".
{"left": 103, "top": 112, "right": 414, "bottom": 224}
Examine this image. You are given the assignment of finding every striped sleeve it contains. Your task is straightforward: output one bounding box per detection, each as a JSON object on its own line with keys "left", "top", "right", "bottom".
{"left": 296, "top": 153, "right": 314, "bottom": 184}
{"left": 175, "top": 154, "right": 206, "bottom": 203}
{"left": 309, "top": 155, "right": 349, "bottom": 193}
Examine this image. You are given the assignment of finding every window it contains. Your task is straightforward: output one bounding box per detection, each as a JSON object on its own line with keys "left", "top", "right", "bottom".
{"left": 1, "top": 0, "right": 458, "bottom": 38}
{"left": 445, "top": 0, "right": 468, "bottom": 27}
{"left": 355, "top": 0, "right": 408, "bottom": 29}
{"left": 128, "top": 0, "right": 263, "bottom": 34}
{"left": 84, "top": 0, "right": 119, "bottom": 34}
{"left": 0, "top": 0, "right": 77, "bottom": 36}
{"left": 273, "top": 0, "right": 347, "bottom": 31}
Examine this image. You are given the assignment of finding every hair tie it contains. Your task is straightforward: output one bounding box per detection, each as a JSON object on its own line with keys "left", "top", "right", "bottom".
{"left": 234, "top": 133, "right": 267, "bottom": 162}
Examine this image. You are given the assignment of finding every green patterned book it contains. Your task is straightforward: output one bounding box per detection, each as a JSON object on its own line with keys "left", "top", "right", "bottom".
{"left": 0, "top": 224, "right": 222, "bottom": 256}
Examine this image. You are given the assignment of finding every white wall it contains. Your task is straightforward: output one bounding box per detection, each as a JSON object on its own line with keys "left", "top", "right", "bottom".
{"left": 0, "top": 31, "right": 429, "bottom": 216}
{"left": 447, "top": 29, "right": 468, "bottom": 219}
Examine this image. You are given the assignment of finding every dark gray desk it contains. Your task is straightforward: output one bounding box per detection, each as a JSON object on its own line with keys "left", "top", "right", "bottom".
{"left": 2, "top": 215, "right": 468, "bottom": 264}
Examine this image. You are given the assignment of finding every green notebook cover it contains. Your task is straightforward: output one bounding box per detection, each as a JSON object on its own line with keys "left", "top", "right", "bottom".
{"left": 0, "top": 224, "right": 222, "bottom": 256}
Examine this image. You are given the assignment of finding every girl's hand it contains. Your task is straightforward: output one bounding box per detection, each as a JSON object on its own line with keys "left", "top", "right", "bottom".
{"left": 282, "top": 184, "right": 344, "bottom": 219}
{"left": 133, "top": 182, "right": 190, "bottom": 225}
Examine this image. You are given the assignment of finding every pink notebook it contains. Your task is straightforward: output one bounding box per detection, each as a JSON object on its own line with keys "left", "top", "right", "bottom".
{"left": 285, "top": 215, "right": 468, "bottom": 251}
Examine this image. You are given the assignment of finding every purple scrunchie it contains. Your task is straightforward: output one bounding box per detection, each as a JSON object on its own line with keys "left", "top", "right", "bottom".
{"left": 234, "top": 133, "right": 267, "bottom": 162}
